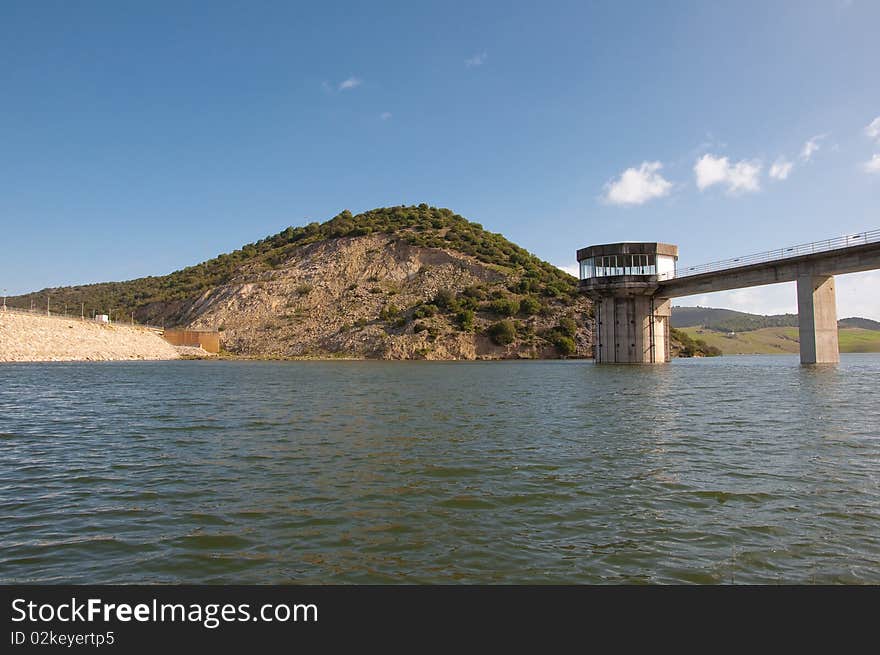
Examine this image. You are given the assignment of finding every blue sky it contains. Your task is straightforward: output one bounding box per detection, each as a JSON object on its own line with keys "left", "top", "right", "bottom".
{"left": 2, "top": 1, "right": 879, "bottom": 317}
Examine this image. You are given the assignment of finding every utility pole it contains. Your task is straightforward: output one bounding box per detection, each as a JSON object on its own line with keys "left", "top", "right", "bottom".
{"left": 81, "top": 303, "right": 84, "bottom": 320}
{"left": 2, "top": 288, "right": 6, "bottom": 311}
{"left": 46, "top": 296, "right": 50, "bottom": 316}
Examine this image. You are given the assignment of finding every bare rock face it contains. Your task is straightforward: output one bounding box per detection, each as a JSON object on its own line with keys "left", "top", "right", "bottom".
{"left": 172, "top": 234, "right": 592, "bottom": 360}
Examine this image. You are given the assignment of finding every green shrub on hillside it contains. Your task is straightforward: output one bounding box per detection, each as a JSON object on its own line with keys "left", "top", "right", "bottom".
{"left": 670, "top": 328, "right": 722, "bottom": 357}
{"left": 457, "top": 295, "right": 479, "bottom": 311}
{"left": 514, "top": 278, "right": 540, "bottom": 294}
{"left": 461, "top": 285, "right": 487, "bottom": 300}
{"left": 557, "top": 317, "right": 578, "bottom": 337}
{"left": 519, "top": 296, "right": 542, "bottom": 316}
{"left": 434, "top": 289, "right": 458, "bottom": 311}
{"left": 457, "top": 309, "right": 475, "bottom": 332}
{"left": 379, "top": 303, "right": 400, "bottom": 321}
{"left": 489, "top": 298, "right": 520, "bottom": 317}
{"left": 488, "top": 320, "right": 517, "bottom": 345}
{"left": 542, "top": 283, "right": 570, "bottom": 299}
{"left": 552, "top": 333, "right": 576, "bottom": 356}
{"left": 413, "top": 304, "right": 439, "bottom": 319}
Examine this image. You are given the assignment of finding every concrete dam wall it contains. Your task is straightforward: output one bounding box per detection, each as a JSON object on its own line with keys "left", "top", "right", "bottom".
{"left": 0, "top": 311, "right": 180, "bottom": 362}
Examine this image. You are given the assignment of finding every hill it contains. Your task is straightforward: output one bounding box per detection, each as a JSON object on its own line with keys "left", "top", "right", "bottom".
{"left": 838, "top": 316, "right": 880, "bottom": 331}
{"left": 671, "top": 306, "right": 799, "bottom": 332}
{"left": 7, "top": 205, "right": 592, "bottom": 360}
{"left": 9, "top": 206, "right": 574, "bottom": 322}
{"left": 678, "top": 326, "right": 880, "bottom": 355}
{"left": 672, "top": 306, "right": 880, "bottom": 333}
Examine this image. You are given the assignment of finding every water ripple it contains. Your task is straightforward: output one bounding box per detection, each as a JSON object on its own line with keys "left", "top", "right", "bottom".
{"left": 1, "top": 357, "right": 879, "bottom": 583}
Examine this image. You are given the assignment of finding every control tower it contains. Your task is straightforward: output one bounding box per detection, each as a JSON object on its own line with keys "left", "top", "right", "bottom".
{"left": 577, "top": 242, "right": 678, "bottom": 364}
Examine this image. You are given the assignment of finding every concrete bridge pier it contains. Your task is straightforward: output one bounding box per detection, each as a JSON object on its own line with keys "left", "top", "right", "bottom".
{"left": 797, "top": 274, "right": 839, "bottom": 364}
{"left": 594, "top": 295, "right": 672, "bottom": 364}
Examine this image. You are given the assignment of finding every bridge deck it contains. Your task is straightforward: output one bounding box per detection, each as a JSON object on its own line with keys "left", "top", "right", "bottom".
{"left": 658, "top": 230, "right": 880, "bottom": 298}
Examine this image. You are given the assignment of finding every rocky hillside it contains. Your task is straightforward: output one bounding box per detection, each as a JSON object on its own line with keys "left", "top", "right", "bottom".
{"left": 186, "top": 234, "right": 590, "bottom": 359}
{"left": 9, "top": 206, "right": 592, "bottom": 360}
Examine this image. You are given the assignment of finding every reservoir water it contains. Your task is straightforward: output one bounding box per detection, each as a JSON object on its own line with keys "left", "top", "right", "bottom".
{"left": 1, "top": 356, "right": 878, "bottom": 584}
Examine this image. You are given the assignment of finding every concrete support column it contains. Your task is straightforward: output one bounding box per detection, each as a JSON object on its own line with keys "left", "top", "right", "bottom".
{"left": 796, "top": 274, "right": 839, "bottom": 365}
{"left": 653, "top": 297, "right": 672, "bottom": 363}
{"left": 594, "top": 295, "right": 671, "bottom": 364}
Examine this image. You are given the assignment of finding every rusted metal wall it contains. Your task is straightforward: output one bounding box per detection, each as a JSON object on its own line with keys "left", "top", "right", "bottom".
{"left": 162, "top": 329, "right": 221, "bottom": 353}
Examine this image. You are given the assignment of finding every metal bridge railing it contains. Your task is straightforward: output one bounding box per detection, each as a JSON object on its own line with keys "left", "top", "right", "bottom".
{"left": 658, "top": 228, "right": 880, "bottom": 280}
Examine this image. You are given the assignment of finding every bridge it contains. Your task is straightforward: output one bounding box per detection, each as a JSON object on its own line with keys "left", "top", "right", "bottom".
{"left": 577, "top": 229, "right": 880, "bottom": 365}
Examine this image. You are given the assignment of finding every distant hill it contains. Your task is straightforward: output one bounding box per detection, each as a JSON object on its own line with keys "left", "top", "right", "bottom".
{"left": 672, "top": 306, "right": 880, "bottom": 333}
{"left": 838, "top": 316, "right": 880, "bottom": 331}
{"left": 678, "top": 326, "right": 880, "bottom": 355}
{"left": 671, "top": 306, "right": 798, "bottom": 331}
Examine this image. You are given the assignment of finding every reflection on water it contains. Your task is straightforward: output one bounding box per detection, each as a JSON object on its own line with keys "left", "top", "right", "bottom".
{"left": 1, "top": 356, "right": 878, "bottom": 584}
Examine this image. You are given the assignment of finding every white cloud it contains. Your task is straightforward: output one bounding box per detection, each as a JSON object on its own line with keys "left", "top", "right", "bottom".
{"left": 322, "top": 77, "right": 363, "bottom": 93}
{"left": 694, "top": 154, "right": 761, "bottom": 194}
{"left": 694, "top": 154, "right": 729, "bottom": 189}
{"left": 801, "top": 140, "right": 818, "bottom": 161}
{"left": 865, "top": 154, "right": 880, "bottom": 174}
{"left": 800, "top": 134, "right": 827, "bottom": 161}
{"left": 865, "top": 116, "right": 880, "bottom": 143}
{"left": 602, "top": 161, "right": 672, "bottom": 206}
{"left": 769, "top": 157, "right": 793, "bottom": 181}
{"left": 465, "top": 52, "right": 487, "bottom": 67}
{"left": 380, "top": 112, "right": 392, "bottom": 120}
{"left": 338, "top": 77, "right": 362, "bottom": 91}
